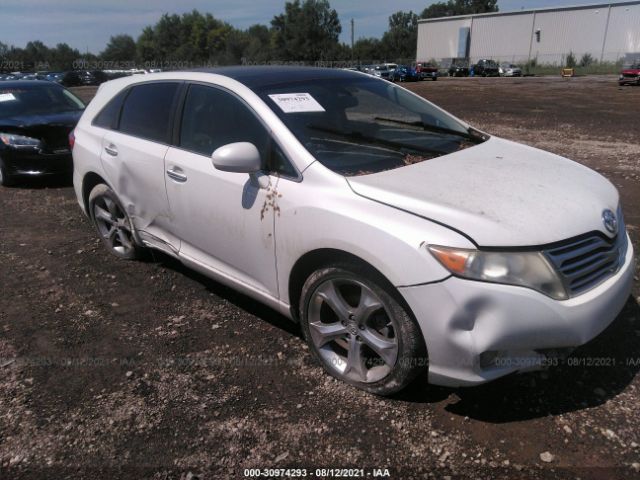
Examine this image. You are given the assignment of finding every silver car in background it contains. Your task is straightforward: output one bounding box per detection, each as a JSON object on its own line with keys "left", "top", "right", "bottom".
{"left": 499, "top": 63, "right": 523, "bottom": 76}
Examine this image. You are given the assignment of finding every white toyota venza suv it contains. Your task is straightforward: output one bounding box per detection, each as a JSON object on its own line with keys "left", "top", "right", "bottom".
{"left": 72, "top": 67, "right": 634, "bottom": 395}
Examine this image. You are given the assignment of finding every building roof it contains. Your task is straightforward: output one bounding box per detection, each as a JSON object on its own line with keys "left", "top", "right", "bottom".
{"left": 418, "top": 0, "right": 640, "bottom": 23}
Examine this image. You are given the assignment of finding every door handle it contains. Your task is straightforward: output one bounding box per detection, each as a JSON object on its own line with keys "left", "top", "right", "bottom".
{"left": 166, "top": 167, "right": 187, "bottom": 183}
{"left": 104, "top": 144, "right": 118, "bottom": 157}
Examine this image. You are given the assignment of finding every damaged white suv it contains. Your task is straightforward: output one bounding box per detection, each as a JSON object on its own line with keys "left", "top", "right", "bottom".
{"left": 72, "top": 67, "right": 634, "bottom": 395}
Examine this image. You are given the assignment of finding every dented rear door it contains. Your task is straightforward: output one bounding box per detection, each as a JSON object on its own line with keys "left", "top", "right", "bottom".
{"left": 100, "top": 132, "right": 179, "bottom": 251}
{"left": 98, "top": 81, "right": 182, "bottom": 253}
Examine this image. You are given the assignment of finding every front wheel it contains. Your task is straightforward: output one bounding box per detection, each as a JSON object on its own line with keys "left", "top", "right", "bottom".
{"left": 88, "top": 184, "right": 142, "bottom": 260}
{"left": 299, "top": 265, "right": 428, "bottom": 395}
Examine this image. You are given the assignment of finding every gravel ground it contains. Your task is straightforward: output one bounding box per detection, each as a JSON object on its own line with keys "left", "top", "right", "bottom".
{"left": 0, "top": 75, "right": 639, "bottom": 480}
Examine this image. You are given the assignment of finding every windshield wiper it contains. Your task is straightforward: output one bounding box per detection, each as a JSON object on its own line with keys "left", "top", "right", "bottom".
{"left": 307, "top": 124, "right": 448, "bottom": 156}
{"left": 374, "top": 116, "right": 484, "bottom": 141}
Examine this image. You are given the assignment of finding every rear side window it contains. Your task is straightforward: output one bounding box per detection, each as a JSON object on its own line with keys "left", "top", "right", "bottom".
{"left": 118, "top": 82, "right": 180, "bottom": 143}
{"left": 93, "top": 89, "right": 127, "bottom": 129}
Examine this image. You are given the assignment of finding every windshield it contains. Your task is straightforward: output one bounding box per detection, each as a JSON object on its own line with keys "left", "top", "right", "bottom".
{"left": 0, "top": 84, "right": 85, "bottom": 119}
{"left": 255, "top": 76, "right": 485, "bottom": 176}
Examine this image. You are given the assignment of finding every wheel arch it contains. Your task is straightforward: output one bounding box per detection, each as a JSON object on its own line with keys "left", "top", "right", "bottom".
{"left": 82, "top": 171, "right": 110, "bottom": 215}
{"left": 287, "top": 248, "right": 410, "bottom": 322}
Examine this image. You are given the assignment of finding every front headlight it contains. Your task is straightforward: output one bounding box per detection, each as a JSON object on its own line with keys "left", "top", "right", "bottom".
{"left": 0, "top": 133, "right": 42, "bottom": 148}
{"left": 428, "top": 245, "right": 568, "bottom": 300}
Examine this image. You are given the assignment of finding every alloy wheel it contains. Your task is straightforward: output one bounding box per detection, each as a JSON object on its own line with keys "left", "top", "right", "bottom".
{"left": 92, "top": 195, "right": 136, "bottom": 256}
{"left": 307, "top": 278, "right": 398, "bottom": 383}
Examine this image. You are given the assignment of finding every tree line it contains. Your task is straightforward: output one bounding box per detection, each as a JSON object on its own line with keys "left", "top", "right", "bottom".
{"left": 0, "top": 0, "right": 497, "bottom": 72}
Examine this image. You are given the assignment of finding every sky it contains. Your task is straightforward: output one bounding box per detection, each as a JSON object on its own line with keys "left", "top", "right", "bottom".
{"left": 0, "top": 0, "right": 623, "bottom": 54}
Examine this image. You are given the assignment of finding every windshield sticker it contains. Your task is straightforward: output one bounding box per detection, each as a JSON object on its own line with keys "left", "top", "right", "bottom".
{"left": 268, "top": 93, "right": 325, "bottom": 113}
{"left": 0, "top": 93, "right": 17, "bottom": 102}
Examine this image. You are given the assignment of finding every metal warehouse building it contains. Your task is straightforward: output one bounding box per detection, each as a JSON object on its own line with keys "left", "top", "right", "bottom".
{"left": 416, "top": 1, "right": 640, "bottom": 65}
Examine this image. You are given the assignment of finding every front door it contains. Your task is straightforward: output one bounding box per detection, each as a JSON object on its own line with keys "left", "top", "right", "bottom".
{"left": 163, "top": 83, "right": 279, "bottom": 296}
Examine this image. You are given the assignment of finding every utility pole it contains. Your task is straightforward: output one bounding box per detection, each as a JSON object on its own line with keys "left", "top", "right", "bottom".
{"left": 351, "top": 18, "right": 355, "bottom": 63}
{"left": 351, "top": 18, "right": 354, "bottom": 49}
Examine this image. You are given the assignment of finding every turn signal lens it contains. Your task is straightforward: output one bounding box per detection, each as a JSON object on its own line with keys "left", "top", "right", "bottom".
{"left": 427, "top": 246, "right": 474, "bottom": 274}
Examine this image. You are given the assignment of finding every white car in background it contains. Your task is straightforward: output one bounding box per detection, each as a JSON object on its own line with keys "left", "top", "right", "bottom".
{"left": 71, "top": 67, "right": 634, "bottom": 395}
{"left": 499, "top": 63, "right": 523, "bottom": 77}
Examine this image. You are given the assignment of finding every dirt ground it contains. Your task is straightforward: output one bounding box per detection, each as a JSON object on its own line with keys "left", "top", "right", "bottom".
{"left": 1, "top": 75, "right": 639, "bottom": 480}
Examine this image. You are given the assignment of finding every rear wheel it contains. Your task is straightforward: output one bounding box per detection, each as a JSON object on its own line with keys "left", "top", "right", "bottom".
{"left": 88, "top": 184, "right": 141, "bottom": 260}
{"left": 299, "top": 265, "right": 428, "bottom": 396}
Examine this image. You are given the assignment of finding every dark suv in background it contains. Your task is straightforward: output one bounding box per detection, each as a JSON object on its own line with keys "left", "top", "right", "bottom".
{"left": 471, "top": 59, "right": 500, "bottom": 77}
{"left": 448, "top": 61, "right": 470, "bottom": 77}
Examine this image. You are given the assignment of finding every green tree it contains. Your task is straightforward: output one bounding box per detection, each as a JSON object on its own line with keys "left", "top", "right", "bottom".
{"left": 136, "top": 26, "right": 156, "bottom": 63}
{"left": 23, "top": 41, "right": 50, "bottom": 68}
{"left": 101, "top": 34, "right": 136, "bottom": 63}
{"left": 380, "top": 11, "right": 419, "bottom": 60}
{"left": 49, "top": 43, "right": 80, "bottom": 70}
{"left": 243, "top": 24, "right": 272, "bottom": 62}
{"left": 271, "top": 0, "right": 341, "bottom": 61}
{"left": 353, "top": 38, "right": 383, "bottom": 62}
{"left": 135, "top": 11, "right": 237, "bottom": 66}
{"left": 421, "top": 0, "right": 498, "bottom": 19}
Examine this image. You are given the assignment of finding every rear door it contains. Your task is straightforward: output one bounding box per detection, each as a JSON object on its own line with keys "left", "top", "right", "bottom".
{"left": 99, "top": 81, "right": 182, "bottom": 251}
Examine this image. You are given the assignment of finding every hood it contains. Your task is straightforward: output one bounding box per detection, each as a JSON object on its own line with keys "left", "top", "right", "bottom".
{"left": 0, "top": 110, "right": 82, "bottom": 151}
{"left": 621, "top": 68, "right": 640, "bottom": 74}
{"left": 347, "top": 136, "right": 619, "bottom": 247}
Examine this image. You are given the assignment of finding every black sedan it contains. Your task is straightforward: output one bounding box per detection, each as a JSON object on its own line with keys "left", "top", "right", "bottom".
{"left": 0, "top": 81, "right": 84, "bottom": 186}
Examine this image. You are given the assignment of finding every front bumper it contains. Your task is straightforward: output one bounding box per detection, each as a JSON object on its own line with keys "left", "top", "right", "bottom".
{"left": 399, "top": 235, "right": 635, "bottom": 387}
{"left": 619, "top": 76, "right": 640, "bottom": 85}
{"left": 0, "top": 148, "right": 73, "bottom": 177}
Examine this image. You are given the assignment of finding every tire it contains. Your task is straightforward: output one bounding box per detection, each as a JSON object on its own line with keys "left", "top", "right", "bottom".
{"left": 0, "top": 159, "right": 15, "bottom": 187}
{"left": 88, "top": 184, "right": 142, "bottom": 260}
{"left": 299, "top": 264, "right": 428, "bottom": 396}
{"left": 432, "top": 76, "right": 438, "bottom": 81}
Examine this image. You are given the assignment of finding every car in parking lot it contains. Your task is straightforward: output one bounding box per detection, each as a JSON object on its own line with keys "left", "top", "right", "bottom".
{"left": 619, "top": 64, "right": 640, "bottom": 85}
{"left": 448, "top": 62, "right": 469, "bottom": 77}
{"left": 472, "top": 59, "right": 500, "bottom": 76}
{"left": 499, "top": 63, "right": 522, "bottom": 77}
{"left": 72, "top": 67, "right": 634, "bottom": 395}
{"left": 415, "top": 62, "right": 439, "bottom": 81}
{"left": 389, "top": 65, "right": 420, "bottom": 82}
{"left": 370, "top": 64, "right": 394, "bottom": 80}
{"left": 0, "top": 80, "right": 85, "bottom": 185}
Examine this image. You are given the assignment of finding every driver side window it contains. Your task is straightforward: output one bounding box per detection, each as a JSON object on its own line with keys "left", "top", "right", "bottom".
{"left": 179, "top": 84, "right": 296, "bottom": 177}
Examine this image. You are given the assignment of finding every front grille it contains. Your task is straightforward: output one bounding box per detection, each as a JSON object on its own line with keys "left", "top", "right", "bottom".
{"left": 544, "top": 213, "right": 628, "bottom": 297}
{"left": 623, "top": 73, "right": 639, "bottom": 78}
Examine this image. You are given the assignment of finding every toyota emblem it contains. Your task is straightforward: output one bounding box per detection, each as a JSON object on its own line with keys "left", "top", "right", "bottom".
{"left": 602, "top": 209, "right": 617, "bottom": 234}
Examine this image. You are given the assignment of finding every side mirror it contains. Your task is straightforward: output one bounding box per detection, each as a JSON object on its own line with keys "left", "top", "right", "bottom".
{"left": 211, "top": 142, "right": 262, "bottom": 174}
